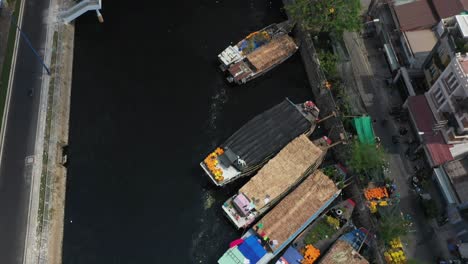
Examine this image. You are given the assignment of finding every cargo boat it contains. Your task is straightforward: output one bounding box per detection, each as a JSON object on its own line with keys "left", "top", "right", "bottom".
{"left": 314, "top": 228, "right": 369, "bottom": 264}
{"left": 226, "top": 34, "right": 298, "bottom": 84}
{"left": 276, "top": 199, "right": 356, "bottom": 264}
{"left": 218, "top": 20, "right": 295, "bottom": 71}
{"left": 200, "top": 99, "right": 319, "bottom": 186}
{"left": 218, "top": 170, "right": 341, "bottom": 264}
{"left": 222, "top": 135, "right": 331, "bottom": 229}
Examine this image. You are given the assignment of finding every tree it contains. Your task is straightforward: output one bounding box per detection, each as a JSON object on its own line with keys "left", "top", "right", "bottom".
{"left": 317, "top": 50, "right": 338, "bottom": 78}
{"left": 378, "top": 212, "right": 410, "bottom": 243}
{"left": 348, "top": 140, "right": 386, "bottom": 177}
{"left": 285, "top": 0, "right": 362, "bottom": 33}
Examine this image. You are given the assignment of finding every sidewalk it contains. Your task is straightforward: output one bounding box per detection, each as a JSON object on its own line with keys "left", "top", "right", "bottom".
{"left": 342, "top": 30, "right": 452, "bottom": 262}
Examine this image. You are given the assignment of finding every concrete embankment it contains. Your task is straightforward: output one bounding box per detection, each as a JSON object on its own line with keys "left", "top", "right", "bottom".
{"left": 23, "top": 0, "right": 75, "bottom": 263}
{"left": 281, "top": 0, "right": 348, "bottom": 160}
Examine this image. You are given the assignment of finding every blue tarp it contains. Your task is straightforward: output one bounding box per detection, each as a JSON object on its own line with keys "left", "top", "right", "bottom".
{"left": 238, "top": 236, "right": 267, "bottom": 263}
{"left": 282, "top": 246, "right": 303, "bottom": 263}
{"left": 340, "top": 228, "right": 367, "bottom": 251}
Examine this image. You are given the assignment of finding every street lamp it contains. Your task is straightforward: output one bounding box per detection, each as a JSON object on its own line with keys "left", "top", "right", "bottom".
{"left": 364, "top": 19, "right": 380, "bottom": 25}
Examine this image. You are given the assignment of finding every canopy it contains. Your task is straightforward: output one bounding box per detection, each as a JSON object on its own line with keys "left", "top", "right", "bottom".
{"left": 238, "top": 236, "right": 267, "bottom": 263}
{"left": 218, "top": 247, "right": 246, "bottom": 264}
{"left": 353, "top": 116, "right": 375, "bottom": 145}
{"left": 281, "top": 246, "right": 303, "bottom": 264}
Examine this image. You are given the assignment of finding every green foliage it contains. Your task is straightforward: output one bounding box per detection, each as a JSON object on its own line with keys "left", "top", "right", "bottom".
{"left": 323, "top": 166, "right": 337, "bottom": 179}
{"left": 285, "top": 0, "right": 362, "bottom": 33}
{"left": 318, "top": 50, "right": 338, "bottom": 78}
{"left": 378, "top": 213, "right": 410, "bottom": 243}
{"left": 348, "top": 140, "right": 386, "bottom": 176}
{"left": 304, "top": 218, "right": 336, "bottom": 245}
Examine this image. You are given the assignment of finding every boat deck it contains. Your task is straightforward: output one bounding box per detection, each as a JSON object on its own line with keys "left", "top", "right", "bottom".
{"left": 222, "top": 197, "right": 259, "bottom": 229}
{"left": 200, "top": 161, "right": 240, "bottom": 186}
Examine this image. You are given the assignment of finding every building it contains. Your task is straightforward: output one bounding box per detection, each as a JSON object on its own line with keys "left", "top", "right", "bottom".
{"left": 427, "top": 53, "right": 468, "bottom": 146}
{"left": 391, "top": 0, "right": 438, "bottom": 69}
{"left": 423, "top": 15, "right": 468, "bottom": 87}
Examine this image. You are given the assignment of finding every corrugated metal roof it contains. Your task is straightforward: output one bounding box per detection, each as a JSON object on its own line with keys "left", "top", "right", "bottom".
{"left": 433, "top": 0, "right": 467, "bottom": 19}
{"left": 393, "top": 0, "right": 437, "bottom": 31}
{"left": 425, "top": 133, "right": 454, "bottom": 166}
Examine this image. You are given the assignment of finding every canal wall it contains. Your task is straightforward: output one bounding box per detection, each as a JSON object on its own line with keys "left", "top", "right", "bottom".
{"left": 23, "top": 0, "right": 74, "bottom": 263}
{"left": 282, "top": 0, "right": 349, "bottom": 163}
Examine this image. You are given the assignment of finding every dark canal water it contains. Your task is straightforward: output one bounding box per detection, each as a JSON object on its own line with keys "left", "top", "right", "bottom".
{"left": 63, "top": 0, "right": 312, "bottom": 263}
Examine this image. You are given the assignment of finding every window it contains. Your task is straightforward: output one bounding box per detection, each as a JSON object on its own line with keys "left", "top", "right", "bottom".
{"left": 444, "top": 71, "right": 459, "bottom": 94}
{"left": 429, "top": 64, "right": 437, "bottom": 77}
{"left": 431, "top": 85, "right": 445, "bottom": 107}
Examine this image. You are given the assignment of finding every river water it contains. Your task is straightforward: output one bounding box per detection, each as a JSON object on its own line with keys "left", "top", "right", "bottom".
{"left": 62, "top": 0, "right": 312, "bottom": 263}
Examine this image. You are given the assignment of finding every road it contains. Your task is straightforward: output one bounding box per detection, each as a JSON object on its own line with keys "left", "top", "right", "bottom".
{"left": 0, "top": 0, "right": 50, "bottom": 262}
{"left": 342, "top": 31, "right": 449, "bottom": 262}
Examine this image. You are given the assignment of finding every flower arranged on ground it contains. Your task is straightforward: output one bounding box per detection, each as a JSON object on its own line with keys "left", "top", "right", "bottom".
{"left": 204, "top": 147, "right": 225, "bottom": 182}
{"left": 302, "top": 244, "right": 320, "bottom": 264}
{"left": 364, "top": 187, "right": 389, "bottom": 200}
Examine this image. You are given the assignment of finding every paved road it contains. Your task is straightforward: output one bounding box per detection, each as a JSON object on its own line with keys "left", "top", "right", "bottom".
{"left": 0, "top": 0, "right": 49, "bottom": 263}
{"left": 342, "top": 31, "right": 450, "bottom": 262}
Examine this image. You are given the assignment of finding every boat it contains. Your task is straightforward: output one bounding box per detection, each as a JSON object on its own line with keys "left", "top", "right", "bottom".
{"left": 315, "top": 228, "right": 370, "bottom": 264}
{"left": 276, "top": 199, "right": 356, "bottom": 264}
{"left": 226, "top": 34, "right": 298, "bottom": 84}
{"left": 222, "top": 135, "right": 332, "bottom": 229}
{"left": 200, "top": 99, "right": 320, "bottom": 187}
{"left": 218, "top": 20, "right": 295, "bottom": 71}
{"left": 218, "top": 170, "right": 341, "bottom": 264}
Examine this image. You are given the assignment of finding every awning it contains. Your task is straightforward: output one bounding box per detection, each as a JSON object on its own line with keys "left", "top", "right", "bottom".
{"left": 218, "top": 247, "right": 246, "bottom": 264}
{"left": 280, "top": 246, "right": 304, "bottom": 264}
{"left": 384, "top": 44, "right": 400, "bottom": 71}
{"left": 353, "top": 116, "right": 376, "bottom": 145}
{"left": 433, "top": 167, "right": 459, "bottom": 205}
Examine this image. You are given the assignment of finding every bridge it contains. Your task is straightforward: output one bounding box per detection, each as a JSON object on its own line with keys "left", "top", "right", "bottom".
{"left": 60, "top": 0, "right": 103, "bottom": 23}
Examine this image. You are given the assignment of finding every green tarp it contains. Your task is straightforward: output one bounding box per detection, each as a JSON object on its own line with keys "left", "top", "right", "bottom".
{"left": 353, "top": 116, "right": 376, "bottom": 145}
{"left": 218, "top": 247, "right": 246, "bottom": 264}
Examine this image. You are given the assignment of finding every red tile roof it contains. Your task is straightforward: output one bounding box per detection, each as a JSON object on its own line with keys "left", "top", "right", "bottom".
{"left": 408, "top": 95, "right": 436, "bottom": 132}
{"left": 432, "top": 0, "right": 468, "bottom": 19}
{"left": 394, "top": 0, "right": 437, "bottom": 31}
{"left": 408, "top": 95, "right": 454, "bottom": 166}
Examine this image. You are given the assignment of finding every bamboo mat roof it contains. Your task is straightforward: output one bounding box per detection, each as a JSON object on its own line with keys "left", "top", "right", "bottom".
{"left": 256, "top": 170, "right": 338, "bottom": 248}
{"left": 319, "top": 240, "right": 369, "bottom": 264}
{"left": 239, "top": 135, "right": 323, "bottom": 210}
{"left": 246, "top": 34, "right": 297, "bottom": 72}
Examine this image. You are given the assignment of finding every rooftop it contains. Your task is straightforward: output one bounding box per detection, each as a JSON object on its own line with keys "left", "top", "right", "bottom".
{"left": 433, "top": 0, "right": 468, "bottom": 19}
{"left": 255, "top": 170, "right": 338, "bottom": 252}
{"left": 404, "top": 30, "right": 437, "bottom": 53}
{"left": 457, "top": 53, "right": 468, "bottom": 74}
{"left": 393, "top": 0, "right": 437, "bottom": 31}
{"left": 444, "top": 156, "right": 468, "bottom": 204}
{"left": 239, "top": 134, "right": 323, "bottom": 211}
{"left": 319, "top": 239, "right": 369, "bottom": 264}
{"left": 408, "top": 95, "right": 454, "bottom": 166}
